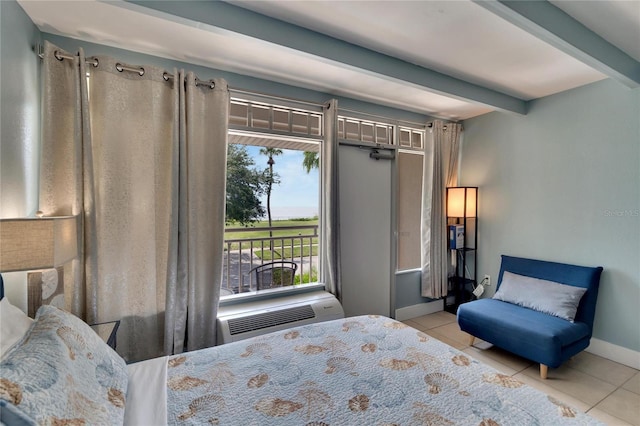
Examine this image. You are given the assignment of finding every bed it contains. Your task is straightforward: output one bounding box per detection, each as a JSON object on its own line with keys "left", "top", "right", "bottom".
{"left": 1, "top": 291, "right": 603, "bottom": 425}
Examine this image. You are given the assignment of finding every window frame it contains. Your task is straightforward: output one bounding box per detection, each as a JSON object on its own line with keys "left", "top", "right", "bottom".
{"left": 221, "top": 96, "right": 325, "bottom": 302}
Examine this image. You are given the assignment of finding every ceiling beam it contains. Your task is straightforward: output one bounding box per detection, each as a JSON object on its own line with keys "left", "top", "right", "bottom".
{"left": 475, "top": 0, "right": 640, "bottom": 88}
{"left": 124, "top": 0, "right": 527, "bottom": 115}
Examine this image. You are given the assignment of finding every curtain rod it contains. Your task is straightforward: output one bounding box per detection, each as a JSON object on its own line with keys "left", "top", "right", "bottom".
{"left": 35, "top": 45, "right": 456, "bottom": 123}
{"left": 36, "top": 45, "right": 323, "bottom": 107}
{"left": 37, "top": 47, "right": 216, "bottom": 89}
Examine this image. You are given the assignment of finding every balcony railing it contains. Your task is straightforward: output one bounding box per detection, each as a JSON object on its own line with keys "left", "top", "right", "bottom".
{"left": 222, "top": 224, "right": 318, "bottom": 294}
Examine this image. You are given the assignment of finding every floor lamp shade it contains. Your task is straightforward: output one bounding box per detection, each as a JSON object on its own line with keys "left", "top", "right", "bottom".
{"left": 447, "top": 187, "right": 477, "bottom": 218}
{"left": 0, "top": 216, "right": 78, "bottom": 272}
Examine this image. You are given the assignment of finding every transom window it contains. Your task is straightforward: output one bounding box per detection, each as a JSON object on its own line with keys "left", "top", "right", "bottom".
{"left": 230, "top": 99, "right": 322, "bottom": 137}
{"left": 337, "top": 117, "right": 394, "bottom": 145}
{"left": 337, "top": 116, "right": 424, "bottom": 151}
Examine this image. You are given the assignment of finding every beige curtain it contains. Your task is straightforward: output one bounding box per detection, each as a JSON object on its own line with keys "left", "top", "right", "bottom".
{"left": 39, "top": 41, "right": 88, "bottom": 318}
{"left": 421, "top": 120, "right": 462, "bottom": 298}
{"left": 83, "top": 56, "right": 178, "bottom": 362}
{"left": 320, "top": 100, "right": 342, "bottom": 300}
{"left": 176, "top": 73, "right": 229, "bottom": 353}
{"left": 40, "top": 42, "right": 229, "bottom": 362}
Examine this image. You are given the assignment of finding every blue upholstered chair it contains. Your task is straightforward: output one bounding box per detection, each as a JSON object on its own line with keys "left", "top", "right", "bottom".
{"left": 457, "top": 255, "right": 603, "bottom": 379}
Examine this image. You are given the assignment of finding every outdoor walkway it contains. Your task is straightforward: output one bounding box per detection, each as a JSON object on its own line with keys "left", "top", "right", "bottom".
{"left": 222, "top": 248, "right": 317, "bottom": 293}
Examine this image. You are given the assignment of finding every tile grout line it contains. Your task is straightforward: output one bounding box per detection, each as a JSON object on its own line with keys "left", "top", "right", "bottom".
{"left": 619, "top": 372, "right": 640, "bottom": 396}
{"left": 409, "top": 313, "right": 640, "bottom": 425}
{"left": 587, "top": 386, "right": 629, "bottom": 419}
{"left": 585, "top": 405, "right": 633, "bottom": 426}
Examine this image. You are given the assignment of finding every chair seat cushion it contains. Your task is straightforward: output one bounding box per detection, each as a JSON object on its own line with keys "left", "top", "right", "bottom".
{"left": 458, "top": 299, "right": 591, "bottom": 366}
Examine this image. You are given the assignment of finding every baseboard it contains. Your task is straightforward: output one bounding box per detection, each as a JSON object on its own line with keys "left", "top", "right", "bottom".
{"left": 395, "top": 299, "right": 444, "bottom": 321}
{"left": 586, "top": 338, "right": 640, "bottom": 370}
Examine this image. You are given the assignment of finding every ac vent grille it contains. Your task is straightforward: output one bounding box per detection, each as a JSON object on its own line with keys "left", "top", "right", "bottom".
{"left": 228, "top": 305, "right": 316, "bottom": 335}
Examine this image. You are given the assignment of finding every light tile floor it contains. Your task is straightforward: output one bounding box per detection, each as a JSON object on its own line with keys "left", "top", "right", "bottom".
{"left": 402, "top": 311, "right": 640, "bottom": 426}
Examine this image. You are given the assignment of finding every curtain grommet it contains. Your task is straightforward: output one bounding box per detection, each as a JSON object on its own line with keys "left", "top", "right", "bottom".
{"left": 116, "top": 63, "right": 144, "bottom": 76}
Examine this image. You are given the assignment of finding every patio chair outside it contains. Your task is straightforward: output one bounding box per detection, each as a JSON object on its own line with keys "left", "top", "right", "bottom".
{"left": 250, "top": 261, "right": 298, "bottom": 290}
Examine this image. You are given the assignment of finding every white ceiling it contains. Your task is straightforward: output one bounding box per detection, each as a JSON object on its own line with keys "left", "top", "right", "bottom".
{"left": 550, "top": 0, "right": 640, "bottom": 62}
{"left": 230, "top": 0, "right": 605, "bottom": 100}
{"left": 18, "top": 0, "right": 640, "bottom": 120}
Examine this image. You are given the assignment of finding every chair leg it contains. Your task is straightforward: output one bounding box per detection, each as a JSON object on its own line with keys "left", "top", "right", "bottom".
{"left": 540, "top": 364, "right": 548, "bottom": 380}
{"left": 468, "top": 335, "right": 475, "bottom": 346}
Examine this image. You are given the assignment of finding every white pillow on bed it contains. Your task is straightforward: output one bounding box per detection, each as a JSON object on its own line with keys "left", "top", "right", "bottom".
{"left": 0, "top": 297, "right": 33, "bottom": 359}
{"left": 493, "top": 271, "right": 587, "bottom": 322}
{"left": 0, "top": 305, "right": 128, "bottom": 425}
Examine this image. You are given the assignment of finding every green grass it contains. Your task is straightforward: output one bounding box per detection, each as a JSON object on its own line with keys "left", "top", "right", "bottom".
{"left": 255, "top": 245, "right": 318, "bottom": 261}
{"left": 225, "top": 218, "right": 318, "bottom": 251}
{"left": 288, "top": 216, "right": 318, "bottom": 222}
{"left": 295, "top": 267, "right": 318, "bottom": 284}
{"left": 226, "top": 218, "right": 318, "bottom": 233}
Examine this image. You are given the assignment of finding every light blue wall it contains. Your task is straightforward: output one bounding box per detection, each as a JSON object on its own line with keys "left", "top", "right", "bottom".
{"left": 0, "top": 0, "right": 41, "bottom": 309}
{"left": 461, "top": 79, "right": 640, "bottom": 352}
{"left": 0, "top": 0, "right": 41, "bottom": 218}
{"left": 395, "top": 270, "right": 426, "bottom": 309}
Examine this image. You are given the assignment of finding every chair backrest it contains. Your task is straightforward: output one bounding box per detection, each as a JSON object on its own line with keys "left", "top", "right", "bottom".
{"left": 251, "top": 261, "right": 298, "bottom": 290}
{"left": 497, "top": 255, "right": 603, "bottom": 330}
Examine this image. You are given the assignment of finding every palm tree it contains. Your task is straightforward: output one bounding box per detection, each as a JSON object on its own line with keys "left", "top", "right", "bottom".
{"left": 259, "top": 147, "right": 283, "bottom": 251}
{"left": 302, "top": 151, "right": 319, "bottom": 173}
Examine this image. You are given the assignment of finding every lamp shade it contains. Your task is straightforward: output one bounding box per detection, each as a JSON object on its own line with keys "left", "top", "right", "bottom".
{"left": 0, "top": 216, "right": 78, "bottom": 272}
{"left": 447, "top": 187, "right": 477, "bottom": 218}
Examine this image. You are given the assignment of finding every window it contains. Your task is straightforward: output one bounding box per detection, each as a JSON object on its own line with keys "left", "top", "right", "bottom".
{"left": 223, "top": 98, "right": 323, "bottom": 297}
{"left": 397, "top": 150, "right": 424, "bottom": 270}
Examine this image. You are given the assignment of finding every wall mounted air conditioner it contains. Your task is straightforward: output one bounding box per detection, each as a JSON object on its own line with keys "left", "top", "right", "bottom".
{"left": 217, "top": 290, "right": 344, "bottom": 344}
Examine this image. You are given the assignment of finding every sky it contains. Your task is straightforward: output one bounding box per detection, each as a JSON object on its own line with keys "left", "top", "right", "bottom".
{"left": 245, "top": 146, "right": 319, "bottom": 220}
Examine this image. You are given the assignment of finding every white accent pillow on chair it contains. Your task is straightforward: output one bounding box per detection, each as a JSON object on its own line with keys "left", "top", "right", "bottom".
{"left": 0, "top": 297, "right": 34, "bottom": 359}
{"left": 493, "top": 271, "right": 587, "bottom": 322}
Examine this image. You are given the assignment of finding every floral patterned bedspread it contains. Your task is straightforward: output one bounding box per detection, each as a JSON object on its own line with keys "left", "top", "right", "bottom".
{"left": 166, "top": 315, "right": 602, "bottom": 425}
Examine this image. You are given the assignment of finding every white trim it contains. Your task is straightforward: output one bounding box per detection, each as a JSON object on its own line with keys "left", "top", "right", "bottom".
{"left": 397, "top": 149, "right": 424, "bottom": 156}
{"left": 395, "top": 267, "right": 422, "bottom": 275}
{"left": 229, "top": 91, "right": 324, "bottom": 112}
{"left": 219, "top": 283, "right": 326, "bottom": 307}
{"left": 586, "top": 338, "right": 640, "bottom": 370}
{"left": 339, "top": 109, "right": 427, "bottom": 130}
{"left": 395, "top": 299, "right": 444, "bottom": 321}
